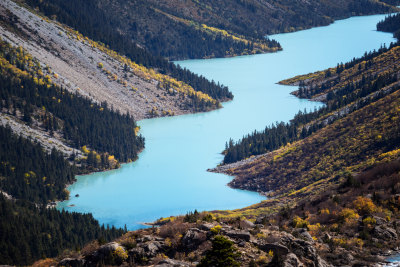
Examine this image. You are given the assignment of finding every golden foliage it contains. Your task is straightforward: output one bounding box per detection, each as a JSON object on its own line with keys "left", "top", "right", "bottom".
{"left": 353, "top": 196, "right": 377, "bottom": 215}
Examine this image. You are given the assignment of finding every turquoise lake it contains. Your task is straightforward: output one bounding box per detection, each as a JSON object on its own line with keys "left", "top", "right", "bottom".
{"left": 58, "top": 14, "right": 396, "bottom": 230}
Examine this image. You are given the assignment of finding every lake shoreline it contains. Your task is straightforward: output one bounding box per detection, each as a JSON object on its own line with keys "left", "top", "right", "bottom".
{"left": 58, "top": 13, "right": 395, "bottom": 231}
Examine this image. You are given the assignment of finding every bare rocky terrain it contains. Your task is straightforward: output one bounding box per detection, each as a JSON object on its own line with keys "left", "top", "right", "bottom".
{"left": 0, "top": 113, "right": 83, "bottom": 159}
{"left": 0, "top": 0, "right": 197, "bottom": 121}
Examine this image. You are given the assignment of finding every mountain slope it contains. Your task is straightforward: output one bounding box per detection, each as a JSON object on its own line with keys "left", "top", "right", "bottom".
{"left": 0, "top": 0, "right": 226, "bottom": 120}
{"left": 217, "top": 43, "right": 400, "bottom": 197}
{"left": 22, "top": 0, "right": 398, "bottom": 60}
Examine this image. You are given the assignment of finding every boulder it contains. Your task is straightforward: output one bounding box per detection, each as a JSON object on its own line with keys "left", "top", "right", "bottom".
{"left": 181, "top": 228, "right": 207, "bottom": 250}
{"left": 129, "top": 240, "right": 167, "bottom": 263}
{"left": 146, "top": 242, "right": 160, "bottom": 255}
{"left": 316, "top": 256, "right": 332, "bottom": 267}
{"left": 289, "top": 239, "right": 317, "bottom": 261}
{"left": 257, "top": 242, "right": 290, "bottom": 258}
{"left": 373, "top": 225, "right": 398, "bottom": 240}
{"left": 97, "top": 242, "right": 122, "bottom": 255}
{"left": 144, "top": 241, "right": 166, "bottom": 256}
{"left": 373, "top": 216, "right": 386, "bottom": 226}
{"left": 136, "top": 235, "right": 154, "bottom": 243}
{"left": 225, "top": 230, "right": 251, "bottom": 242}
{"left": 294, "top": 228, "right": 314, "bottom": 243}
{"left": 282, "top": 236, "right": 332, "bottom": 266}
{"left": 240, "top": 220, "right": 255, "bottom": 229}
{"left": 282, "top": 253, "right": 304, "bottom": 267}
{"left": 199, "top": 222, "right": 216, "bottom": 231}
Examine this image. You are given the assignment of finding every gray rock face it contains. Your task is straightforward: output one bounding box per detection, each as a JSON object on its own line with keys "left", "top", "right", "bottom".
{"left": 373, "top": 216, "right": 386, "bottom": 226}
{"left": 146, "top": 242, "right": 160, "bottom": 255}
{"left": 129, "top": 240, "right": 167, "bottom": 263}
{"left": 282, "top": 253, "right": 304, "bottom": 267}
{"left": 294, "top": 228, "right": 314, "bottom": 243}
{"left": 136, "top": 235, "right": 154, "bottom": 243}
{"left": 225, "top": 230, "right": 251, "bottom": 242}
{"left": 316, "top": 256, "right": 332, "bottom": 267}
{"left": 181, "top": 228, "right": 207, "bottom": 250}
{"left": 280, "top": 235, "right": 332, "bottom": 267}
{"left": 256, "top": 242, "right": 290, "bottom": 258}
{"left": 58, "top": 257, "right": 85, "bottom": 267}
{"left": 289, "top": 239, "right": 317, "bottom": 261}
{"left": 373, "top": 225, "right": 398, "bottom": 240}
{"left": 145, "top": 241, "right": 166, "bottom": 256}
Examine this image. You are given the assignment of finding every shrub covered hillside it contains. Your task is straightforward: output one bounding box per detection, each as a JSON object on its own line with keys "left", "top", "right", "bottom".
{"left": 221, "top": 41, "right": 400, "bottom": 197}
{"left": 22, "top": 0, "right": 398, "bottom": 60}
{"left": 223, "top": 42, "right": 400, "bottom": 164}
{"left": 222, "top": 11, "right": 400, "bottom": 164}
{"left": 226, "top": 83, "right": 400, "bottom": 196}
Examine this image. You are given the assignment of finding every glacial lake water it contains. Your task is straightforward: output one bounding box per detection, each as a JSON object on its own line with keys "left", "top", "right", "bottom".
{"left": 58, "top": 14, "right": 396, "bottom": 230}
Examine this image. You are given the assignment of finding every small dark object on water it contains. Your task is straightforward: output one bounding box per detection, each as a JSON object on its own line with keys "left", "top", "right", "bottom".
{"left": 75, "top": 194, "right": 79, "bottom": 197}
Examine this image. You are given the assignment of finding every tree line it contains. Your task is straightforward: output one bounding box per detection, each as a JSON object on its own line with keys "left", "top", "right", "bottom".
{"left": 0, "top": 195, "right": 125, "bottom": 266}
{"left": 0, "top": 126, "right": 74, "bottom": 203}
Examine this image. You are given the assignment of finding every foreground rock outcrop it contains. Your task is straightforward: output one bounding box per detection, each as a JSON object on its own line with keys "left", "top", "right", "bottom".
{"left": 54, "top": 214, "right": 397, "bottom": 266}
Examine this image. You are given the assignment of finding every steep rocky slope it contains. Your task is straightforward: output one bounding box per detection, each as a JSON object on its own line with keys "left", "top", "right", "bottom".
{"left": 0, "top": 0, "right": 219, "bottom": 121}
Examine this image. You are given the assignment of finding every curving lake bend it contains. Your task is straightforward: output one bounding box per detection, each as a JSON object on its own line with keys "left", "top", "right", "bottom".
{"left": 58, "top": 14, "right": 396, "bottom": 230}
